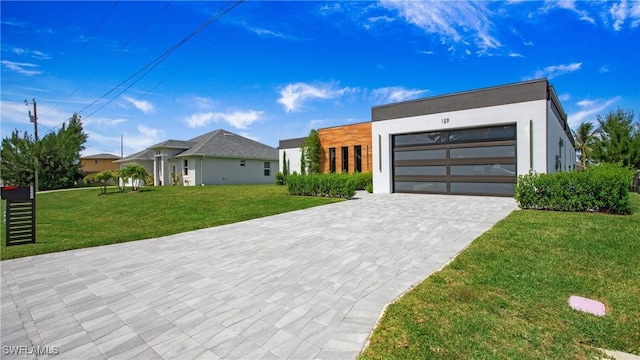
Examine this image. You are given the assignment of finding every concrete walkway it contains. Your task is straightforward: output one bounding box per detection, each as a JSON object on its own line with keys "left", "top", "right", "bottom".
{"left": 1, "top": 192, "right": 517, "bottom": 360}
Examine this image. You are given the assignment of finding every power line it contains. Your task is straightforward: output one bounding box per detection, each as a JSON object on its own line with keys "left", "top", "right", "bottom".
{"left": 79, "top": 0, "right": 244, "bottom": 120}
{"left": 40, "top": 1, "right": 172, "bottom": 125}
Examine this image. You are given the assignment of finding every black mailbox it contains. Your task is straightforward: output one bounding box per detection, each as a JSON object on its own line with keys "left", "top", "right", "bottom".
{"left": 1, "top": 186, "right": 33, "bottom": 201}
{"left": 1, "top": 186, "right": 36, "bottom": 246}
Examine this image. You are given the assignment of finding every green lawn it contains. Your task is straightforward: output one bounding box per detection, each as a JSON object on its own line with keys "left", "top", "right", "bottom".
{"left": 1, "top": 185, "right": 342, "bottom": 260}
{"left": 360, "top": 193, "right": 640, "bottom": 360}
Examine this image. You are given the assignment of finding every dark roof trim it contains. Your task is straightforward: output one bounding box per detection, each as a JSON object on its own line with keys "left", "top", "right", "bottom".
{"left": 278, "top": 137, "right": 306, "bottom": 149}
{"left": 547, "top": 85, "right": 575, "bottom": 147}
{"left": 372, "top": 79, "right": 549, "bottom": 122}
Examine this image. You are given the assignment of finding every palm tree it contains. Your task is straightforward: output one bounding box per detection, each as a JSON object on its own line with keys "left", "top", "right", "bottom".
{"left": 572, "top": 121, "right": 597, "bottom": 168}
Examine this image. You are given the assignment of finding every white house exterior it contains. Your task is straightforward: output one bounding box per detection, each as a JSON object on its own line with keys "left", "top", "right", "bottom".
{"left": 278, "top": 137, "right": 306, "bottom": 174}
{"left": 371, "top": 79, "right": 575, "bottom": 196}
{"left": 117, "top": 129, "right": 278, "bottom": 186}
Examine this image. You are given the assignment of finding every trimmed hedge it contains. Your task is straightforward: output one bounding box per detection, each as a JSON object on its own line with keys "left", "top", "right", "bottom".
{"left": 515, "top": 163, "right": 635, "bottom": 214}
{"left": 351, "top": 172, "right": 373, "bottom": 190}
{"left": 286, "top": 173, "right": 357, "bottom": 199}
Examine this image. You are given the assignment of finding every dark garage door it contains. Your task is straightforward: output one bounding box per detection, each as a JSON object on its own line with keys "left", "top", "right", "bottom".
{"left": 393, "top": 124, "right": 517, "bottom": 196}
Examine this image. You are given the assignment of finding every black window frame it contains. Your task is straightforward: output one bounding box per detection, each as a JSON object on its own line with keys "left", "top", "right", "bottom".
{"left": 354, "top": 145, "right": 362, "bottom": 172}
{"left": 329, "top": 148, "right": 336, "bottom": 173}
{"left": 341, "top": 146, "right": 349, "bottom": 172}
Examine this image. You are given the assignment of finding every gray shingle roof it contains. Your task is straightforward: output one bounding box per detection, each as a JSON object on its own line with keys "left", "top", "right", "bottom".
{"left": 81, "top": 153, "right": 120, "bottom": 160}
{"left": 114, "top": 149, "right": 154, "bottom": 163}
{"left": 148, "top": 140, "right": 196, "bottom": 150}
{"left": 176, "top": 129, "right": 278, "bottom": 160}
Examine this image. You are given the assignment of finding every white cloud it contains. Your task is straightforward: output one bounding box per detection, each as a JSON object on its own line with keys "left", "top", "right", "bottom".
{"left": 568, "top": 97, "right": 620, "bottom": 128}
{"left": 83, "top": 125, "right": 164, "bottom": 157}
{"left": 277, "top": 82, "right": 351, "bottom": 112}
{"left": 0, "top": 100, "right": 71, "bottom": 130}
{"left": 527, "top": 62, "right": 582, "bottom": 80}
{"left": 542, "top": 0, "right": 595, "bottom": 24}
{"left": 371, "top": 86, "right": 429, "bottom": 104}
{"left": 123, "top": 96, "right": 154, "bottom": 114}
{"left": 508, "top": 52, "right": 524, "bottom": 58}
{"left": 185, "top": 110, "right": 264, "bottom": 130}
{"left": 1, "top": 60, "right": 42, "bottom": 76}
{"left": 12, "top": 48, "right": 51, "bottom": 60}
{"left": 83, "top": 117, "right": 128, "bottom": 128}
{"left": 380, "top": 0, "right": 501, "bottom": 51}
{"left": 608, "top": 0, "right": 640, "bottom": 30}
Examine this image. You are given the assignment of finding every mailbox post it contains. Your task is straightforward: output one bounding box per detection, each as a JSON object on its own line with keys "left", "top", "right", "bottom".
{"left": 1, "top": 186, "right": 36, "bottom": 246}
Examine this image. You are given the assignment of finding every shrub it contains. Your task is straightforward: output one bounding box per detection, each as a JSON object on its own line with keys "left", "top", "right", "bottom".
{"left": 351, "top": 172, "right": 373, "bottom": 190}
{"left": 275, "top": 171, "right": 285, "bottom": 185}
{"left": 365, "top": 182, "right": 373, "bottom": 193}
{"left": 286, "top": 173, "right": 356, "bottom": 199}
{"left": 515, "top": 163, "right": 634, "bottom": 214}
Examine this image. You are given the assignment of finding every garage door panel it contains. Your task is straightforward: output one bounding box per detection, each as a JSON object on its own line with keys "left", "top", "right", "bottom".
{"left": 450, "top": 145, "right": 516, "bottom": 159}
{"left": 394, "top": 149, "right": 447, "bottom": 160}
{"left": 392, "top": 125, "right": 516, "bottom": 196}
{"left": 449, "top": 164, "right": 516, "bottom": 177}
{"left": 395, "top": 181, "right": 447, "bottom": 193}
{"left": 394, "top": 166, "right": 447, "bottom": 176}
{"left": 449, "top": 182, "right": 515, "bottom": 196}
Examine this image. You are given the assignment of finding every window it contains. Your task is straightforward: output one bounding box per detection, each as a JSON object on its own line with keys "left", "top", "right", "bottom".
{"left": 264, "top": 162, "right": 270, "bottom": 176}
{"left": 341, "top": 147, "right": 349, "bottom": 172}
{"left": 354, "top": 145, "right": 362, "bottom": 172}
{"left": 183, "top": 159, "right": 188, "bottom": 175}
{"left": 94, "top": 159, "right": 99, "bottom": 165}
{"left": 240, "top": 160, "right": 246, "bottom": 167}
{"left": 329, "top": 148, "right": 336, "bottom": 173}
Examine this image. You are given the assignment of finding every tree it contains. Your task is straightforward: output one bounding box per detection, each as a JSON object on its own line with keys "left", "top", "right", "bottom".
{"left": 300, "top": 148, "right": 306, "bottom": 175}
{"left": 282, "top": 151, "right": 289, "bottom": 176}
{"left": 38, "top": 114, "right": 88, "bottom": 190}
{"left": 84, "top": 170, "right": 114, "bottom": 195}
{"left": 572, "top": 121, "right": 597, "bottom": 168}
{"left": 592, "top": 108, "right": 638, "bottom": 168}
{"left": 0, "top": 130, "right": 35, "bottom": 186}
{"left": 303, "top": 129, "right": 321, "bottom": 174}
{"left": 118, "top": 164, "right": 148, "bottom": 191}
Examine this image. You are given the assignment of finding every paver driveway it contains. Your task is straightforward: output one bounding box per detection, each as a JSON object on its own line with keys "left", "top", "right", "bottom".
{"left": 1, "top": 192, "right": 517, "bottom": 360}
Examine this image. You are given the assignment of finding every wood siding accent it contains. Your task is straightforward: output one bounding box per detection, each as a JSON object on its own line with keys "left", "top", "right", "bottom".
{"left": 318, "top": 123, "right": 372, "bottom": 173}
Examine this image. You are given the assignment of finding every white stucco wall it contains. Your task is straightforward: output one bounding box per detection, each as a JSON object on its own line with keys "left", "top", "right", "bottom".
{"left": 372, "top": 100, "right": 549, "bottom": 194}
{"left": 184, "top": 157, "right": 277, "bottom": 186}
{"left": 546, "top": 102, "right": 576, "bottom": 173}
{"left": 278, "top": 148, "right": 304, "bottom": 175}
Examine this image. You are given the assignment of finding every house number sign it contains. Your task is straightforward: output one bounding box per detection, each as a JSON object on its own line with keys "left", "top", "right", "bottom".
{"left": 441, "top": 118, "right": 450, "bottom": 124}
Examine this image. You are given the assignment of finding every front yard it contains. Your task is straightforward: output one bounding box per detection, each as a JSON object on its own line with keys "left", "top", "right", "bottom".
{"left": 360, "top": 193, "right": 640, "bottom": 359}
{"left": 0, "top": 185, "right": 342, "bottom": 260}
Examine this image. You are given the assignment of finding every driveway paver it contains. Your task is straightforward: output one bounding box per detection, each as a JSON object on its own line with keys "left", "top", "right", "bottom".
{"left": 1, "top": 192, "right": 516, "bottom": 359}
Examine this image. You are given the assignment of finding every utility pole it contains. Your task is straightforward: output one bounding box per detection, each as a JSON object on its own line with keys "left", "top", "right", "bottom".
{"left": 24, "top": 98, "right": 39, "bottom": 192}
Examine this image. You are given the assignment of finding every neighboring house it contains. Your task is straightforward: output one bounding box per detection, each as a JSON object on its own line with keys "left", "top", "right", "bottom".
{"left": 279, "top": 78, "right": 576, "bottom": 197}
{"left": 117, "top": 129, "right": 278, "bottom": 186}
{"left": 80, "top": 153, "right": 120, "bottom": 174}
{"left": 113, "top": 149, "right": 154, "bottom": 178}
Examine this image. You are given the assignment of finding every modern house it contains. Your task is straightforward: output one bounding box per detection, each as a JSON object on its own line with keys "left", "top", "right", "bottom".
{"left": 117, "top": 129, "right": 278, "bottom": 186}
{"left": 80, "top": 153, "right": 120, "bottom": 174}
{"left": 278, "top": 122, "right": 373, "bottom": 175}
{"left": 279, "top": 78, "right": 576, "bottom": 197}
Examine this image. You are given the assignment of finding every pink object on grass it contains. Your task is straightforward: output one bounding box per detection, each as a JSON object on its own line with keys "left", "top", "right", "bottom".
{"left": 569, "top": 295, "right": 606, "bottom": 316}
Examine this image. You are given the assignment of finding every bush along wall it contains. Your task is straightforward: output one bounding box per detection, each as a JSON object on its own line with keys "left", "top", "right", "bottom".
{"left": 286, "top": 173, "right": 357, "bottom": 199}
{"left": 515, "top": 163, "right": 635, "bottom": 214}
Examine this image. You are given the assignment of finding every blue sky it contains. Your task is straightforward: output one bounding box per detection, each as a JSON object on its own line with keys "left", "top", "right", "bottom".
{"left": 2, "top": 1, "right": 639, "bottom": 157}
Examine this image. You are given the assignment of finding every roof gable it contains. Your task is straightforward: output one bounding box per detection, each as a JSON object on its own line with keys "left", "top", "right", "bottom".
{"left": 177, "top": 129, "right": 277, "bottom": 160}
